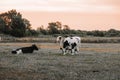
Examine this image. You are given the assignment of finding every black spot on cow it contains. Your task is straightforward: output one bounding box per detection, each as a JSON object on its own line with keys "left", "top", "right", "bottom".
{"left": 71, "top": 43, "right": 77, "bottom": 49}
{"left": 63, "top": 40, "right": 69, "bottom": 48}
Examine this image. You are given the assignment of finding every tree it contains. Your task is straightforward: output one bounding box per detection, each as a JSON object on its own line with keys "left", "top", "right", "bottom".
{"left": 0, "top": 9, "right": 32, "bottom": 37}
{"left": 22, "top": 18, "right": 31, "bottom": 30}
{"left": 37, "top": 25, "right": 48, "bottom": 35}
{"left": 26, "top": 29, "right": 39, "bottom": 36}
{"left": 47, "top": 21, "right": 61, "bottom": 34}
{"left": 0, "top": 18, "right": 6, "bottom": 33}
{"left": 10, "top": 16, "right": 26, "bottom": 37}
{"left": 55, "top": 21, "right": 62, "bottom": 30}
{"left": 92, "top": 30, "right": 105, "bottom": 37}
{"left": 62, "top": 25, "right": 71, "bottom": 34}
{"left": 106, "top": 29, "right": 120, "bottom": 37}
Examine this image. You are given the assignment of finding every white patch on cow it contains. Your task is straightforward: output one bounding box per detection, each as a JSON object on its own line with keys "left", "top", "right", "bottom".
{"left": 72, "top": 36, "right": 81, "bottom": 52}
{"left": 16, "top": 49, "right": 22, "bottom": 54}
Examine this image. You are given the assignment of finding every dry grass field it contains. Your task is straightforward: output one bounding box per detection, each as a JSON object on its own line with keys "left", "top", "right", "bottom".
{"left": 0, "top": 42, "right": 120, "bottom": 80}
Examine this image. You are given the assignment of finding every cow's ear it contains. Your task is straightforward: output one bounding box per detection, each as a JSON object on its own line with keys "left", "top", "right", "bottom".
{"left": 32, "top": 44, "right": 35, "bottom": 46}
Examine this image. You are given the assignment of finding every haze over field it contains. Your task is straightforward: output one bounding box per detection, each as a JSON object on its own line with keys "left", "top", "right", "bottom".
{"left": 0, "top": 0, "right": 120, "bottom": 30}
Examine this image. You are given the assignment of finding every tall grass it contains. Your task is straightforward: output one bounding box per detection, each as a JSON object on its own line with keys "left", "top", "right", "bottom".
{"left": 82, "top": 37, "right": 120, "bottom": 43}
{"left": 1, "top": 36, "right": 120, "bottom": 43}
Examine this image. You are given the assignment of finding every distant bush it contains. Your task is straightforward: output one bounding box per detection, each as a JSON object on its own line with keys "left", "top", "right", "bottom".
{"left": 81, "top": 37, "right": 120, "bottom": 43}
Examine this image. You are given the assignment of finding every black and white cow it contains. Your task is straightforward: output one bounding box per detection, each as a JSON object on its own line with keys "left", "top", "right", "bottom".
{"left": 56, "top": 36, "right": 81, "bottom": 55}
{"left": 12, "top": 44, "right": 39, "bottom": 54}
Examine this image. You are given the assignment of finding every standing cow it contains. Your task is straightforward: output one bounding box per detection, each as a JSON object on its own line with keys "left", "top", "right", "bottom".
{"left": 56, "top": 36, "right": 81, "bottom": 55}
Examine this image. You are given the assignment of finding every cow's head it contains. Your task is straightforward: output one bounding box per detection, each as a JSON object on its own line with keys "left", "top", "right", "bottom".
{"left": 56, "top": 36, "right": 62, "bottom": 43}
{"left": 32, "top": 44, "right": 39, "bottom": 50}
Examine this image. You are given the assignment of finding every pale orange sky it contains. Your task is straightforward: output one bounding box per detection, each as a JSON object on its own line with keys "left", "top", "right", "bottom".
{"left": 0, "top": 0, "right": 120, "bottom": 30}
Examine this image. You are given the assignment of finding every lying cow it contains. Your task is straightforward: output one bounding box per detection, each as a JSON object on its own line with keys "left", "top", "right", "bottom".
{"left": 12, "top": 44, "right": 39, "bottom": 54}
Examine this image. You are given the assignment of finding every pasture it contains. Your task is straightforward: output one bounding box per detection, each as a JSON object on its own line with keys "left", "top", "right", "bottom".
{"left": 0, "top": 42, "right": 120, "bottom": 80}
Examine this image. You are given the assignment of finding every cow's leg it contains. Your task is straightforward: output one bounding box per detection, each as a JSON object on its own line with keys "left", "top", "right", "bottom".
{"left": 65, "top": 47, "right": 71, "bottom": 54}
{"left": 78, "top": 42, "right": 81, "bottom": 53}
{"left": 74, "top": 48, "right": 77, "bottom": 54}
{"left": 71, "top": 49, "right": 75, "bottom": 55}
{"left": 60, "top": 47, "right": 64, "bottom": 53}
{"left": 63, "top": 48, "right": 67, "bottom": 55}
{"left": 75, "top": 47, "right": 79, "bottom": 54}
{"left": 71, "top": 43, "right": 77, "bottom": 55}
{"left": 77, "top": 46, "right": 79, "bottom": 52}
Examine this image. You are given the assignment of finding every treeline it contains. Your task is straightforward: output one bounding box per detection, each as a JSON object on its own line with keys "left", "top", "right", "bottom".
{"left": 0, "top": 10, "right": 120, "bottom": 37}
{"left": 37, "top": 22, "right": 120, "bottom": 37}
